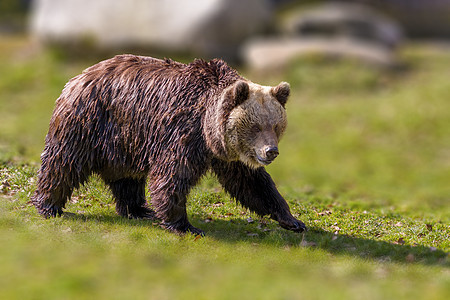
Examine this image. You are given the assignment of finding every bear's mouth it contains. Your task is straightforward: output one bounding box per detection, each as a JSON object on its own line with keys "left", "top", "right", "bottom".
{"left": 255, "top": 153, "right": 275, "bottom": 166}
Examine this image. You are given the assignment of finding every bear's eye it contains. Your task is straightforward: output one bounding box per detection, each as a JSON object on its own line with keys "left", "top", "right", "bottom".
{"left": 274, "top": 124, "right": 282, "bottom": 135}
{"left": 250, "top": 124, "right": 261, "bottom": 134}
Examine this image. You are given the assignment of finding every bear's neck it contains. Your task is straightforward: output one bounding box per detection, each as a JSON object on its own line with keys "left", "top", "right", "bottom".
{"left": 203, "top": 93, "right": 234, "bottom": 161}
{"left": 198, "top": 59, "right": 243, "bottom": 161}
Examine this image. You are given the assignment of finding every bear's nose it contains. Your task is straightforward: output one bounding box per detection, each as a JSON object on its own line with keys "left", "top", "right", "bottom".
{"left": 265, "top": 146, "right": 279, "bottom": 161}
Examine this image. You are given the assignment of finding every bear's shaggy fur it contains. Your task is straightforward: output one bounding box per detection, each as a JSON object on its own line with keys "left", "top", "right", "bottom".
{"left": 32, "top": 55, "right": 306, "bottom": 235}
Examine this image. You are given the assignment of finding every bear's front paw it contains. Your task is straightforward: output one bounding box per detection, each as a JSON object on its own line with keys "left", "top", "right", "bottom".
{"left": 280, "top": 219, "right": 307, "bottom": 233}
{"left": 274, "top": 214, "right": 307, "bottom": 233}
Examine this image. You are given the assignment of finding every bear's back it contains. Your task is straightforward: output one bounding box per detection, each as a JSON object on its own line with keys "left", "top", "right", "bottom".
{"left": 46, "top": 55, "right": 241, "bottom": 174}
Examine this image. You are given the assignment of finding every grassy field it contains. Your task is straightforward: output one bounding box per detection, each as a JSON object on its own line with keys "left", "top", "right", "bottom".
{"left": 0, "top": 36, "right": 449, "bottom": 299}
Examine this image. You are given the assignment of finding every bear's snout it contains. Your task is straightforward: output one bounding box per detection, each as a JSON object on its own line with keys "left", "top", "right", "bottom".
{"left": 265, "top": 146, "right": 279, "bottom": 161}
{"left": 255, "top": 144, "right": 279, "bottom": 165}
{"left": 252, "top": 129, "right": 280, "bottom": 166}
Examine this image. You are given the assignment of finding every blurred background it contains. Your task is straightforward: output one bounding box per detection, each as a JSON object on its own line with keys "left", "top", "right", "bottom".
{"left": 0, "top": 0, "right": 449, "bottom": 212}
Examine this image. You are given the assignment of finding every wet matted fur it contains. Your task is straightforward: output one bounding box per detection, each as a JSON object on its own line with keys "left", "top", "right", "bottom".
{"left": 32, "top": 55, "right": 306, "bottom": 235}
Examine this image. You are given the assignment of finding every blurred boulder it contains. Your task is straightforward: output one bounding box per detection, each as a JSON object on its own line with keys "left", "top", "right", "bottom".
{"left": 30, "top": 0, "right": 272, "bottom": 59}
{"left": 242, "top": 2, "right": 402, "bottom": 70}
{"left": 283, "top": 2, "right": 403, "bottom": 49}
{"left": 354, "top": 0, "right": 450, "bottom": 37}
{"left": 243, "top": 37, "right": 397, "bottom": 70}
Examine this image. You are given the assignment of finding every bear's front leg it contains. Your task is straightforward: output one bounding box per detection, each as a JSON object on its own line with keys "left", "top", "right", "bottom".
{"left": 211, "top": 159, "right": 307, "bottom": 232}
{"left": 149, "top": 177, "right": 204, "bottom": 236}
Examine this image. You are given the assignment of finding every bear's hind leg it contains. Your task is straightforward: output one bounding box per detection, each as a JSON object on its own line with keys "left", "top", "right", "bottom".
{"left": 33, "top": 166, "right": 84, "bottom": 218}
{"left": 108, "top": 178, "right": 156, "bottom": 219}
{"left": 33, "top": 183, "right": 72, "bottom": 218}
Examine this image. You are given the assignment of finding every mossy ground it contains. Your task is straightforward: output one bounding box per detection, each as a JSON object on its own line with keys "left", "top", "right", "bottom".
{"left": 0, "top": 36, "right": 448, "bottom": 299}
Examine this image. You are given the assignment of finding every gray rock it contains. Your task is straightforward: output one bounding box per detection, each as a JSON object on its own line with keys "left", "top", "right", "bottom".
{"left": 30, "top": 0, "right": 272, "bottom": 59}
{"left": 242, "top": 37, "right": 397, "bottom": 70}
{"left": 242, "top": 2, "right": 402, "bottom": 70}
{"left": 282, "top": 2, "right": 403, "bottom": 49}
{"left": 353, "top": 0, "right": 450, "bottom": 37}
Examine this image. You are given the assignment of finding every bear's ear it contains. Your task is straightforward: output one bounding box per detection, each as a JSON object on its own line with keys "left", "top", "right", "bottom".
{"left": 231, "top": 80, "right": 249, "bottom": 107}
{"left": 221, "top": 81, "right": 249, "bottom": 118}
{"left": 272, "top": 82, "right": 290, "bottom": 108}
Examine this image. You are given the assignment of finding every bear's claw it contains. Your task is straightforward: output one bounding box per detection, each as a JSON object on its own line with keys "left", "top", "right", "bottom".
{"left": 34, "top": 203, "right": 63, "bottom": 218}
{"left": 277, "top": 217, "right": 307, "bottom": 233}
{"left": 161, "top": 221, "right": 205, "bottom": 236}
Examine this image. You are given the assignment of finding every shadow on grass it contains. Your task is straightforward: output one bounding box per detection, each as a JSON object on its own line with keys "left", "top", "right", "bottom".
{"left": 62, "top": 212, "right": 448, "bottom": 267}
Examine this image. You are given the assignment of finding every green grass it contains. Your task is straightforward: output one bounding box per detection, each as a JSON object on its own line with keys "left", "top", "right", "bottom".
{"left": 0, "top": 36, "right": 449, "bottom": 299}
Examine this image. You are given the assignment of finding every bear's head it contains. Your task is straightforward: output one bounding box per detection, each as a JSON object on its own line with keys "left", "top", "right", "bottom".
{"left": 205, "top": 80, "right": 290, "bottom": 169}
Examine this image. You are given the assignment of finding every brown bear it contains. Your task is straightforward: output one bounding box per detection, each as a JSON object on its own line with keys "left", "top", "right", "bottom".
{"left": 32, "top": 54, "right": 306, "bottom": 235}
